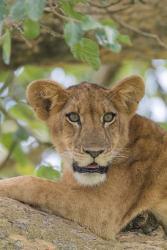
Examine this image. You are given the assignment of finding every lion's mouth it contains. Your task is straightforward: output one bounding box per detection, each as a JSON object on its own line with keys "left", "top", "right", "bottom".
{"left": 72, "top": 162, "right": 109, "bottom": 174}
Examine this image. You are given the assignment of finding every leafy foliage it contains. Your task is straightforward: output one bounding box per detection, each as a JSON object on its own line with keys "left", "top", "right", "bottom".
{"left": 0, "top": 0, "right": 7, "bottom": 22}
{"left": 0, "top": 66, "right": 53, "bottom": 178}
{"left": 59, "top": 0, "right": 86, "bottom": 20}
{"left": 10, "top": 0, "right": 26, "bottom": 21}
{"left": 71, "top": 38, "right": 101, "bottom": 70}
{"left": 64, "top": 22, "right": 83, "bottom": 47}
{"left": 0, "top": 0, "right": 131, "bottom": 69}
{"left": 35, "top": 165, "right": 60, "bottom": 180}
{"left": 0, "top": 64, "right": 93, "bottom": 179}
{"left": 2, "top": 29, "right": 11, "bottom": 65}
{"left": 23, "top": 19, "right": 40, "bottom": 39}
{"left": 26, "top": 0, "right": 46, "bottom": 21}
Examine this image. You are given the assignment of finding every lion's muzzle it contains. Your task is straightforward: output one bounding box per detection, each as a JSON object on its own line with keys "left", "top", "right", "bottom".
{"left": 72, "top": 162, "right": 109, "bottom": 174}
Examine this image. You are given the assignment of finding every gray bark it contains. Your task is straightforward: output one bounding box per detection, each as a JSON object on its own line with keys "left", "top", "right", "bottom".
{"left": 0, "top": 197, "right": 166, "bottom": 250}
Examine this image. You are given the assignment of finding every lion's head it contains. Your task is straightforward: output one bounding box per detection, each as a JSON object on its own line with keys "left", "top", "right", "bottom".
{"left": 27, "top": 75, "right": 144, "bottom": 186}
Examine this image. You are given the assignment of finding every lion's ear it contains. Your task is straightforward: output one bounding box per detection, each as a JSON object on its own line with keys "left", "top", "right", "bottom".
{"left": 26, "top": 80, "right": 68, "bottom": 121}
{"left": 110, "top": 75, "right": 145, "bottom": 115}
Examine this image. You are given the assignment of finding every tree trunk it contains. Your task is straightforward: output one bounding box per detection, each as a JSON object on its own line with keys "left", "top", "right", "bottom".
{"left": 0, "top": 197, "right": 166, "bottom": 250}
{"left": 1, "top": 0, "right": 167, "bottom": 70}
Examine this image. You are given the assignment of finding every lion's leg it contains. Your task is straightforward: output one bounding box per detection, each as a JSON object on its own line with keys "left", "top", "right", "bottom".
{"left": 0, "top": 176, "right": 70, "bottom": 209}
{"left": 119, "top": 194, "right": 167, "bottom": 236}
{"left": 0, "top": 176, "right": 117, "bottom": 240}
{"left": 117, "top": 192, "right": 156, "bottom": 234}
{"left": 123, "top": 212, "right": 158, "bottom": 234}
{"left": 152, "top": 202, "right": 167, "bottom": 235}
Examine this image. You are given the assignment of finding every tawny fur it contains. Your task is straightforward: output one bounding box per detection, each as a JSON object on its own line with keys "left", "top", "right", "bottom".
{"left": 0, "top": 75, "right": 167, "bottom": 240}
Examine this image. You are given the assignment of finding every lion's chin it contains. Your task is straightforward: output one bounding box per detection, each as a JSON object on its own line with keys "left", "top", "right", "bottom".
{"left": 72, "top": 162, "right": 109, "bottom": 186}
{"left": 73, "top": 172, "right": 107, "bottom": 186}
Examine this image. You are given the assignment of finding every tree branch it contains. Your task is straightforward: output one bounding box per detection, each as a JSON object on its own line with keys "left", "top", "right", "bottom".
{"left": 88, "top": 0, "right": 122, "bottom": 9}
{"left": 112, "top": 15, "right": 167, "bottom": 49}
{"left": 0, "top": 197, "right": 165, "bottom": 249}
{"left": 48, "top": 0, "right": 79, "bottom": 22}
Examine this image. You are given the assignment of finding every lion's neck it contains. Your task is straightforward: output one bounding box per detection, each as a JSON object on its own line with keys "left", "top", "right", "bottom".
{"left": 129, "top": 114, "right": 166, "bottom": 144}
{"left": 124, "top": 114, "right": 166, "bottom": 165}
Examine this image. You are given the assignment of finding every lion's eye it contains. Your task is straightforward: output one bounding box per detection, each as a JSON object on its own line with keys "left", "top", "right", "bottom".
{"left": 103, "top": 112, "right": 116, "bottom": 123}
{"left": 66, "top": 112, "right": 80, "bottom": 123}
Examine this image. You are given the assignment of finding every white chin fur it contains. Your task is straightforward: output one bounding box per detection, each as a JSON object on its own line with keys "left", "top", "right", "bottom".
{"left": 74, "top": 172, "right": 106, "bottom": 186}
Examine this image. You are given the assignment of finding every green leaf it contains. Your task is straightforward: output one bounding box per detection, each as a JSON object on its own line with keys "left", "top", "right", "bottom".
{"left": 26, "top": 0, "right": 46, "bottom": 21}
{"left": 0, "top": 22, "right": 3, "bottom": 37}
{"left": 9, "top": 103, "right": 34, "bottom": 121}
{"left": 96, "top": 27, "right": 122, "bottom": 53}
{"left": 70, "top": 0, "right": 87, "bottom": 4}
{"left": 96, "top": 28, "right": 108, "bottom": 46}
{"left": 0, "top": 132, "right": 14, "bottom": 148}
{"left": 109, "top": 43, "right": 122, "bottom": 53}
{"left": 35, "top": 165, "right": 60, "bottom": 180}
{"left": 101, "top": 19, "right": 117, "bottom": 28}
{"left": 0, "top": 0, "right": 7, "bottom": 21}
{"left": 13, "top": 145, "right": 29, "bottom": 166}
{"left": 24, "top": 19, "right": 40, "bottom": 39}
{"left": 59, "top": 0, "right": 85, "bottom": 20}
{"left": 64, "top": 21, "right": 83, "bottom": 47}
{"left": 80, "top": 15, "right": 101, "bottom": 31}
{"left": 96, "top": 26, "right": 118, "bottom": 45}
{"left": 14, "top": 128, "right": 29, "bottom": 141}
{"left": 16, "top": 163, "right": 35, "bottom": 175}
{"left": 2, "top": 29, "right": 11, "bottom": 65}
{"left": 71, "top": 38, "right": 101, "bottom": 70}
{"left": 10, "top": 0, "right": 26, "bottom": 21}
{"left": 118, "top": 34, "right": 132, "bottom": 46}
{"left": 0, "top": 112, "right": 4, "bottom": 124}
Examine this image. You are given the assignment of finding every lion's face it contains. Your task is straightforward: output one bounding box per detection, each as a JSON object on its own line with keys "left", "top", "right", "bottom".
{"left": 48, "top": 84, "right": 130, "bottom": 186}
{"left": 27, "top": 76, "right": 144, "bottom": 186}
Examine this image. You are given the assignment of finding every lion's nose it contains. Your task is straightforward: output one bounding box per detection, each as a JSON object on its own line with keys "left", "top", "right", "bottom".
{"left": 84, "top": 150, "right": 104, "bottom": 158}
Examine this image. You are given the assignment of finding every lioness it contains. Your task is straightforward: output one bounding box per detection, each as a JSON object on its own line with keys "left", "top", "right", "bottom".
{"left": 0, "top": 75, "right": 167, "bottom": 240}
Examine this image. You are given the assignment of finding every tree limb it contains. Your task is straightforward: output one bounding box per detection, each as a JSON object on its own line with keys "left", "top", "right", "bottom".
{"left": 0, "top": 197, "right": 166, "bottom": 249}
{"left": 112, "top": 15, "right": 167, "bottom": 50}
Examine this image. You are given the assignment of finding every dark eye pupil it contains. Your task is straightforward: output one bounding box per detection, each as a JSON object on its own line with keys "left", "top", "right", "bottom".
{"left": 103, "top": 112, "right": 115, "bottom": 123}
{"left": 67, "top": 112, "right": 80, "bottom": 122}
